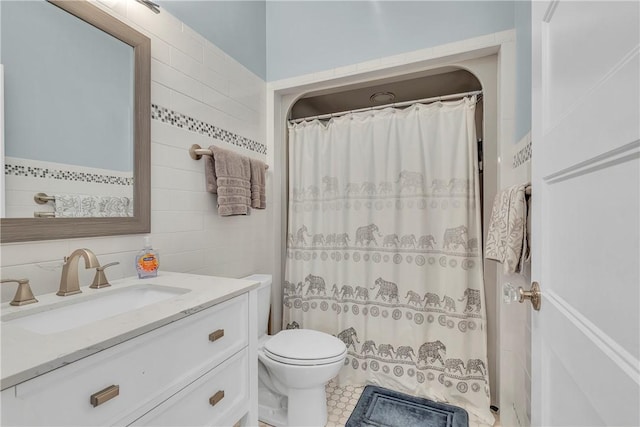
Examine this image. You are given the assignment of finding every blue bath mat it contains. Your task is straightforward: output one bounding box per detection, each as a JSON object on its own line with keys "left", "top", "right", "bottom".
{"left": 346, "top": 385, "right": 468, "bottom": 427}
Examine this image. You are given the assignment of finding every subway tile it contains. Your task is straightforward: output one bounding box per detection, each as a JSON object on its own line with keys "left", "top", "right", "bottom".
{"left": 151, "top": 81, "right": 172, "bottom": 107}
{"left": 152, "top": 59, "right": 203, "bottom": 102}
{"left": 150, "top": 37, "right": 171, "bottom": 65}
{"left": 170, "top": 47, "right": 204, "bottom": 81}
{"left": 201, "top": 84, "right": 229, "bottom": 112}
{"left": 180, "top": 24, "right": 208, "bottom": 49}
{"left": 203, "top": 45, "right": 229, "bottom": 75}
{"left": 152, "top": 230, "right": 208, "bottom": 254}
{"left": 151, "top": 120, "right": 212, "bottom": 151}
{"left": 229, "top": 79, "right": 262, "bottom": 111}
{"left": 151, "top": 211, "right": 204, "bottom": 233}
{"left": 0, "top": 240, "right": 70, "bottom": 267}
{"left": 160, "top": 249, "right": 206, "bottom": 273}
{"left": 69, "top": 235, "right": 144, "bottom": 257}
{"left": 174, "top": 35, "right": 203, "bottom": 64}
{"left": 151, "top": 188, "right": 209, "bottom": 212}
{"left": 151, "top": 165, "right": 204, "bottom": 192}
{"left": 151, "top": 141, "right": 201, "bottom": 172}
{"left": 203, "top": 67, "right": 230, "bottom": 96}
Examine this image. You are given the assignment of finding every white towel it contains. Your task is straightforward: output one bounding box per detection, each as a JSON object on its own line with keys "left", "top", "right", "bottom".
{"left": 485, "top": 184, "right": 530, "bottom": 274}
{"left": 54, "top": 194, "right": 133, "bottom": 217}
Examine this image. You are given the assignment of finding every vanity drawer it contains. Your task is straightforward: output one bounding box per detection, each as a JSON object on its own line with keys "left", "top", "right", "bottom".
{"left": 3, "top": 294, "right": 248, "bottom": 426}
{"left": 131, "top": 348, "right": 249, "bottom": 426}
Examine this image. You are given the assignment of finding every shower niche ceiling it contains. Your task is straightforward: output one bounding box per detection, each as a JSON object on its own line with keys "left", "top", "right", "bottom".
{"left": 290, "top": 67, "right": 483, "bottom": 122}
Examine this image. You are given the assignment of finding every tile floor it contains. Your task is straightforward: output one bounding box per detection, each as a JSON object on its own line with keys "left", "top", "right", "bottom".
{"left": 258, "top": 379, "right": 362, "bottom": 427}
{"left": 259, "top": 379, "right": 500, "bottom": 427}
{"left": 324, "top": 379, "right": 366, "bottom": 426}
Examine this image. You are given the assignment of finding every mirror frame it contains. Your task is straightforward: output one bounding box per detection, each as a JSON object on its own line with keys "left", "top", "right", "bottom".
{"left": 1, "top": 0, "right": 151, "bottom": 243}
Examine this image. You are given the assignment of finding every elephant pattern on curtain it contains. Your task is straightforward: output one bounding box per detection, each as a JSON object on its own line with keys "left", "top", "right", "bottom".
{"left": 284, "top": 97, "right": 494, "bottom": 425}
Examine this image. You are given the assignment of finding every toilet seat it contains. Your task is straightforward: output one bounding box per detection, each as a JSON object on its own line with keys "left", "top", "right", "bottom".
{"left": 263, "top": 329, "right": 347, "bottom": 366}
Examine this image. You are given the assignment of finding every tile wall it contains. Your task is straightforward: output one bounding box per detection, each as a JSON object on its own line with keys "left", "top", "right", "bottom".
{"left": 498, "top": 131, "right": 532, "bottom": 426}
{"left": 1, "top": 0, "right": 270, "bottom": 302}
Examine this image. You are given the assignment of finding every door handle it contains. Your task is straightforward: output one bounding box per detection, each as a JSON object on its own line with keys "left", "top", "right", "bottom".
{"left": 503, "top": 281, "right": 541, "bottom": 311}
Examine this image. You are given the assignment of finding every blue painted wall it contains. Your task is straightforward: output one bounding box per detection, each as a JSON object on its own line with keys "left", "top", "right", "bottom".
{"left": 266, "top": 1, "right": 515, "bottom": 81}
{"left": 159, "top": 1, "right": 267, "bottom": 80}
{"left": 514, "top": 0, "right": 532, "bottom": 140}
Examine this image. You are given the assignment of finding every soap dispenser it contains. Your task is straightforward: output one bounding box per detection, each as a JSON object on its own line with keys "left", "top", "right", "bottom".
{"left": 136, "top": 236, "right": 159, "bottom": 278}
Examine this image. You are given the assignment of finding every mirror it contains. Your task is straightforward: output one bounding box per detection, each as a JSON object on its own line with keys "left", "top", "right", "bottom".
{"left": 1, "top": 0, "right": 150, "bottom": 243}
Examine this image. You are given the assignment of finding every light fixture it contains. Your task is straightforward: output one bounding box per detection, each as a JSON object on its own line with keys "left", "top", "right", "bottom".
{"left": 135, "top": 0, "right": 160, "bottom": 14}
{"left": 369, "top": 91, "right": 396, "bottom": 104}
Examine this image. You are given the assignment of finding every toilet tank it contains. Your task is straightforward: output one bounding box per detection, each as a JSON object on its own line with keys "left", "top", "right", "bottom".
{"left": 242, "top": 274, "right": 272, "bottom": 339}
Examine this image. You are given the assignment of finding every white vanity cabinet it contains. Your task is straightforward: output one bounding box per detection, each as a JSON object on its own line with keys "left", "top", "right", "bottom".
{"left": 1, "top": 292, "right": 257, "bottom": 426}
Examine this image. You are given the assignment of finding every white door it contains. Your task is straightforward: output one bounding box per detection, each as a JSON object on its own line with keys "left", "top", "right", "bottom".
{"left": 531, "top": 1, "right": 639, "bottom": 425}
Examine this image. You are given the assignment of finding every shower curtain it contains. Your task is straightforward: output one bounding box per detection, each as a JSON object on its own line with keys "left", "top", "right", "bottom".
{"left": 284, "top": 97, "right": 493, "bottom": 425}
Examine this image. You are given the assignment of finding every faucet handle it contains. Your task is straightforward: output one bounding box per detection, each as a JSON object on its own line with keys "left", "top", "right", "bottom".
{"left": 1, "top": 278, "right": 38, "bottom": 306}
{"left": 90, "top": 262, "right": 120, "bottom": 289}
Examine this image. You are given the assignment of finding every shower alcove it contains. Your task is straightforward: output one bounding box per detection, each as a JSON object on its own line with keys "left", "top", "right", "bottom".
{"left": 268, "top": 42, "right": 513, "bottom": 409}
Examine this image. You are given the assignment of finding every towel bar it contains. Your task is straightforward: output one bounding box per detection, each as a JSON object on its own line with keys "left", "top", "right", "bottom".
{"left": 34, "top": 212, "right": 55, "bottom": 218}
{"left": 34, "top": 193, "right": 55, "bottom": 204}
{"left": 188, "top": 144, "right": 269, "bottom": 169}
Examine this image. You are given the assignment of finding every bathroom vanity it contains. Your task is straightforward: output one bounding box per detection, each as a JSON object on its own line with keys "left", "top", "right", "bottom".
{"left": 0, "top": 272, "right": 259, "bottom": 426}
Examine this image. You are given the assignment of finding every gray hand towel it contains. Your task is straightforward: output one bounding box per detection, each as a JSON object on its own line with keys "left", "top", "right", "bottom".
{"left": 205, "top": 146, "right": 251, "bottom": 216}
{"left": 249, "top": 158, "right": 267, "bottom": 209}
{"left": 485, "top": 183, "right": 530, "bottom": 274}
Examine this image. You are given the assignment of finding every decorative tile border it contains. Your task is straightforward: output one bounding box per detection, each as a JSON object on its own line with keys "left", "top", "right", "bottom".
{"left": 4, "top": 164, "right": 133, "bottom": 186}
{"left": 151, "top": 104, "right": 267, "bottom": 155}
{"left": 512, "top": 141, "right": 532, "bottom": 169}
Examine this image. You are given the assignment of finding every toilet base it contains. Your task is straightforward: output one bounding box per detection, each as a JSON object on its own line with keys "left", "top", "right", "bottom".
{"left": 259, "top": 402, "right": 287, "bottom": 427}
{"left": 288, "top": 386, "right": 328, "bottom": 427}
{"left": 258, "top": 383, "right": 329, "bottom": 427}
{"left": 258, "top": 382, "right": 288, "bottom": 426}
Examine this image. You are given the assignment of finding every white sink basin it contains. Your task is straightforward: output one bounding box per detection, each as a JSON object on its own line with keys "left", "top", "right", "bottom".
{"left": 1, "top": 284, "right": 189, "bottom": 334}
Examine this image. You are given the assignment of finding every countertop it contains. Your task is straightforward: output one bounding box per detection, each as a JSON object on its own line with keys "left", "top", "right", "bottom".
{"left": 0, "top": 271, "right": 259, "bottom": 390}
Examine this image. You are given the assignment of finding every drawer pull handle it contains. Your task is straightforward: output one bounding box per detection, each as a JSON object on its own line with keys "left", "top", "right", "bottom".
{"left": 90, "top": 385, "right": 119, "bottom": 407}
{"left": 209, "top": 329, "right": 225, "bottom": 342}
{"left": 209, "top": 390, "right": 225, "bottom": 407}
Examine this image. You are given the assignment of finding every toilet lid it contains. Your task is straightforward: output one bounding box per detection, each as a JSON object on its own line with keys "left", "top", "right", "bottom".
{"left": 264, "top": 329, "right": 347, "bottom": 366}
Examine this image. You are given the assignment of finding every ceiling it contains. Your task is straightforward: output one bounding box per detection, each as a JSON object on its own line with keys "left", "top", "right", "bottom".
{"left": 290, "top": 67, "right": 482, "bottom": 120}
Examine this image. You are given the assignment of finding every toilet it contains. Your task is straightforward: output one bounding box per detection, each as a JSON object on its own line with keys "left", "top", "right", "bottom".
{"left": 243, "top": 274, "right": 347, "bottom": 427}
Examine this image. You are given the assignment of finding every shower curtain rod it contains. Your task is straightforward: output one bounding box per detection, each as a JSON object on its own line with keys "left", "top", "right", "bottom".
{"left": 289, "top": 90, "right": 483, "bottom": 124}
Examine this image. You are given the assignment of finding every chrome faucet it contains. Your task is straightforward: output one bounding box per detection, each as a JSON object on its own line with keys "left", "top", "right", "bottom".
{"left": 58, "top": 249, "right": 100, "bottom": 296}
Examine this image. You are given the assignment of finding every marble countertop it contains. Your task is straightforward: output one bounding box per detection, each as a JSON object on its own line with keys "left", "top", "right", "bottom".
{"left": 0, "top": 271, "right": 259, "bottom": 390}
